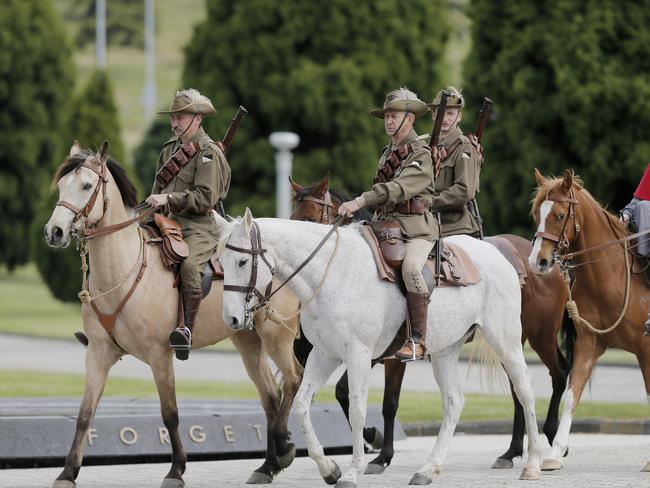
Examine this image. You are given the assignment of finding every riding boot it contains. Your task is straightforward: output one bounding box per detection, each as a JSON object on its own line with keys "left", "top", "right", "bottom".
{"left": 169, "top": 287, "right": 202, "bottom": 360}
{"left": 394, "top": 292, "right": 430, "bottom": 362}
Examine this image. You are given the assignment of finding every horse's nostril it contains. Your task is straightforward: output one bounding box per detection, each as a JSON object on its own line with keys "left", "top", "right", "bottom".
{"left": 539, "top": 258, "right": 548, "bottom": 269}
{"left": 53, "top": 227, "right": 63, "bottom": 241}
{"left": 231, "top": 316, "right": 239, "bottom": 327}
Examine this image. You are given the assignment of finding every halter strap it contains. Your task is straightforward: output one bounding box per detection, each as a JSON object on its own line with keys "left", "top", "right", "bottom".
{"left": 56, "top": 162, "right": 109, "bottom": 224}
{"left": 534, "top": 188, "right": 579, "bottom": 253}
{"left": 298, "top": 191, "right": 334, "bottom": 224}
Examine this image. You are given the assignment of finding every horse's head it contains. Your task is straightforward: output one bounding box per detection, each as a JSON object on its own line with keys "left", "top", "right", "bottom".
{"left": 529, "top": 168, "right": 581, "bottom": 273}
{"left": 289, "top": 173, "right": 336, "bottom": 223}
{"left": 44, "top": 141, "right": 111, "bottom": 248}
{"left": 220, "top": 208, "right": 276, "bottom": 331}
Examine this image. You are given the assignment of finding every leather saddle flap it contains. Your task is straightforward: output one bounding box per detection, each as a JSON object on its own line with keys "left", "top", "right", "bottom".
{"left": 360, "top": 225, "right": 398, "bottom": 283}
{"left": 209, "top": 253, "right": 224, "bottom": 280}
{"left": 425, "top": 242, "right": 481, "bottom": 287}
{"left": 484, "top": 235, "right": 528, "bottom": 286}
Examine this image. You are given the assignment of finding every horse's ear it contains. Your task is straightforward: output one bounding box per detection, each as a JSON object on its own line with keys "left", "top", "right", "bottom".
{"left": 69, "top": 140, "right": 82, "bottom": 157}
{"left": 562, "top": 169, "right": 574, "bottom": 193}
{"left": 314, "top": 173, "right": 330, "bottom": 196}
{"left": 534, "top": 168, "right": 545, "bottom": 187}
{"left": 243, "top": 207, "right": 254, "bottom": 230}
{"left": 289, "top": 176, "right": 303, "bottom": 194}
{"left": 213, "top": 210, "right": 228, "bottom": 234}
{"left": 97, "top": 140, "right": 110, "bottom": 164}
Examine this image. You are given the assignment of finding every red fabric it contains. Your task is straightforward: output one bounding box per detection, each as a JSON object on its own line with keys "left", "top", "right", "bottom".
{"left": 634, "top": 163, "right": 650, "bottom": 201}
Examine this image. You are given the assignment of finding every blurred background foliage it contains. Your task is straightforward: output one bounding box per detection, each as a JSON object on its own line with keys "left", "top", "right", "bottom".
{"left": 2, "top": 0, "right": 649, "bottom": 301}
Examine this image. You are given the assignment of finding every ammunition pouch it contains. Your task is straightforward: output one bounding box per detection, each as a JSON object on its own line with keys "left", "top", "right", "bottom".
{"left": 155, "top": 142, "right": 200, "bottom": 189}
{"left": 153, "top": 213, "right": 189, "bottom": 269}
{"left": 395, "top": 195, "right": 427, "bottom": 215}
{"left": 370, "top": 220, "right": 406, "bottom": 268}
{"left": 374, "top": 143, "right": 414, "bottom": 184}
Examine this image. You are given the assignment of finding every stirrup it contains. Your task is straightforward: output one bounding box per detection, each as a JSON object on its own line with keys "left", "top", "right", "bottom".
{"left": 395, "top": 338, "right": 421, "bottom": 363}
{"left": 169, "top": 327, "right": 192, "bottom": 360}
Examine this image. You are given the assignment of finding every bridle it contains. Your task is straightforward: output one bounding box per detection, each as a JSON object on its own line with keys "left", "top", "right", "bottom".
{"left": 534, "top": 188, "right": 580, "bottom": 262}
{"left": 56, "top": 162, "right": 110, "bottom": 231}
{"left": 296, "top": 191, "right": 334, "bottom": 224}
{"left": 224, "top": 215, "right": 345, "bottom": 329}
{"left": 56, "top": 161, "right": 153, "bottom": 240}
{"left": 223, "top": 221, "right": 276, "bottom": 328}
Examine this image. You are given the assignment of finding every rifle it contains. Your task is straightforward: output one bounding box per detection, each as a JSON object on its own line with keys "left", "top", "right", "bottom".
{"left": 469, "top": 97, "right": 493, "bottom": 239}
{"left": 218, "top": 105, "right": 248, "bottom": 156}
{"left": 430, "top": 90, "right": 450, "bottom": 288}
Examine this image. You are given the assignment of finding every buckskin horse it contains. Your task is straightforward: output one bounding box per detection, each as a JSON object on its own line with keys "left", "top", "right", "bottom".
{"left": 290, "top": 174, "right": 571, "bottom": 472}
{"left": 530, "top": 168, "right": 650, "bottom": 472}
{"left": 43, "top": 141, "right": 302, "bottom": 487}
{"left": 218, "top": 208, "right": 544, "bottom": 487}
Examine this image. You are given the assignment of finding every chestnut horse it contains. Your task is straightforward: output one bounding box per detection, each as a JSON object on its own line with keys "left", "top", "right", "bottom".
{"left": 530, "top": 168, "right": 650, "bottom": 472}
{"left": 290, "top": 174, "right": 572, "bottom": 472}
{"left": 43, "top": 142, "right": 302, "bottom": 487}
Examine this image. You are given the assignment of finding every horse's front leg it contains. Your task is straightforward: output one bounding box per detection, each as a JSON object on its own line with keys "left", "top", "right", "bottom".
{"left": 293, "top": 347, "right": 342, "bottom": 485}
{"left": 53, "top": 340, "right": 120, "bottom": 488}
{"left": 231, "top": 330, "right": 283, "bottom": 483}
{"left": 411, "top": 342, "right": 464, "bottom": 485}
{"left": 336, "top": 344, "right": 372, "bottom": 488}
{"left": 366, "top": 358, "right": 405, "bottom": 474}
{"left": 149, "top": 353, "right": 187, "bottom": 488}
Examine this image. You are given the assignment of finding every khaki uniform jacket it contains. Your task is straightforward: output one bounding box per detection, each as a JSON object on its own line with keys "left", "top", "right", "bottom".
{"left": 431, "top": 127, "right": 481, "bottom": 237}
{"left": 358, "top": 130, "right": 438, "bottom": 241}
{"left": 151, "top": 127, "right": 231, "bottom": 236}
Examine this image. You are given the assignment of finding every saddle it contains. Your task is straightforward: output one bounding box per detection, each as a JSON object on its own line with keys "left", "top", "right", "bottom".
{"left": 359, "top": 224, "right": 481, "bottom": 291}
{"left": 142, "top": 214, "right": 224, "bottom": 296}
{"left": 484, "top": 235, "right": 528, "bottom": 286}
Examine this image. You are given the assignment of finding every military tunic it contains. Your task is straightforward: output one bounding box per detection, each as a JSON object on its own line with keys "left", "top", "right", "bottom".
{"left": 152, "top": 127, "right": 231, "bottom": 287}
{"left": 431, "top": 126, "right": 481, "bottom": 237}
{"left": 357, "top": 130, "right": 438, "bottom": 241}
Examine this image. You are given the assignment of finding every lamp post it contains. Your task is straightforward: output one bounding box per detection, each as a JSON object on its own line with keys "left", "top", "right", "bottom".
{"left": 96, "top": 0, "right": 106, "bottom": 68}
{"left": 269, "top": 132, "right": 300, "bottom": 219}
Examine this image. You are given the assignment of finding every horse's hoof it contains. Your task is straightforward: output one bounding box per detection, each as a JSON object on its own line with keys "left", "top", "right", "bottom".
{"left": 563, "top": 446, "right": 569, "bottom": 458}
{"left": 364, "top": 462, "right": 386, "bottom": 475}
{"left": 52, "top": 481, "right": 76, "bottom": 488}
{"left": 160, "top": 478, "right": 184, "bottom": 488}
{"left": 409, "top": 472, "right": 433, "bottom": 485}
{"left": 641, "top": 461, "right": 650, "bottom": 472}
{"left": 278, "top": 444, "right": 296, "bottom": 469}
{"left": 491, "top": 457, "right": 514, "bottom": 469}
{"left": 246, "top": 471, "right": 273, "bottom": 484}
{"left": 519, "top": 467, "right": 541, "bottom": 480}
{"left": 541, "top": 458, "right": 563, "bottom": 471}
{"left": 334, "top": 481, "right": 357, "bottom": 488}
{"left": 323, "top": 461, "right": 342, "bottom": 485}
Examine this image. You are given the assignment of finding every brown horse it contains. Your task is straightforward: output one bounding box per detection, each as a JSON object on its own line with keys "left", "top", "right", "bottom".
{"left": 43, "top": 142, "right": 302, "bottom": 487}
{"left": 530, "top": 168, "right": 650, "bottom": 472}
{"left": 290, "top": 173, "right": 572, "bottom": 472}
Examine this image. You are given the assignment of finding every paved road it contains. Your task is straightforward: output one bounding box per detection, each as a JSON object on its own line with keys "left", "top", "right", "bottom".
{"left": 3, "top": 434, "right": 649, "bottom": 488}
{"left": 0, "top": 333, "right": 647, "bottom": 403}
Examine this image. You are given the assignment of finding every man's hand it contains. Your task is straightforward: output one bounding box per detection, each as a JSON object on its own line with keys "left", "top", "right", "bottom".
{"left": 620, "top": 212, "right": 630, "bottom": 225}
{"left": 146, "top": 193, "right": 170, "bottom": 208}
{"left": 337, "top": 200, "right": 360, "bottom": 218}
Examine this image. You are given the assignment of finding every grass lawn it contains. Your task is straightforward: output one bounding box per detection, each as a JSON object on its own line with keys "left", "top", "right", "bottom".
{"left": 1, "top": 370, "right": 646, "bottom": 424}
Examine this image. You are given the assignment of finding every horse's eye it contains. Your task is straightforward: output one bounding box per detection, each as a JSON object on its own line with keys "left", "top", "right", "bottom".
{"left": 238, "top": 258, "right": 248, "bottom": 267}
{"left": 307, "top": 218, "right": 316, "bottom": 223}
{"left": 556, "top": 213, "right": 565, "bottom": 221}
{"left": 82, "top": 183, "right": 92, "bottom": 191}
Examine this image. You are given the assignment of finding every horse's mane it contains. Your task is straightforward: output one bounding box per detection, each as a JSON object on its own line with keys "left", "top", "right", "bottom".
{"left": 52, "top": 149, "right": 139, "bottom": 209}
{"left": 531, "top": 173, "right": 628, "bottom": 238}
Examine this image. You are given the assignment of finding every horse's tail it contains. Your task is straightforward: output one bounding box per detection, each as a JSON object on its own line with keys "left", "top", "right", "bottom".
{"left": 293, "top": 323, "right": 313, "bottom": 368}
{"left": 466, "top": 327, "right": 510, "bottom": 393}
{"left": 559, "top": 307, "right": 575, "bottom": 374}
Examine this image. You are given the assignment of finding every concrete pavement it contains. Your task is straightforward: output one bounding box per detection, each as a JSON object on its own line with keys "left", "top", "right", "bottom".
{"left": 2, "top": 434, "right": 649, "bottom": 488}
{"left": 0, "top": 333, "right": 647, "bottom": 403}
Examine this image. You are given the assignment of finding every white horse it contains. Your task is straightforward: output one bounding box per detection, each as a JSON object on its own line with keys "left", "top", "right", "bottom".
{"left": 218, "top": 210, "right": 544, "bottom": 487}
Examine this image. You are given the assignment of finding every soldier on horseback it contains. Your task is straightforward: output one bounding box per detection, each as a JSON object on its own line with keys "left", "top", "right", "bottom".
{"left": 338, "top": 87, "right": 437, "bottom": 361}
{"left": 146, "top": 88, "right": 232, "bottom": 360}
{"left": 428, "top": 86, "right": 483, "bottom": 238}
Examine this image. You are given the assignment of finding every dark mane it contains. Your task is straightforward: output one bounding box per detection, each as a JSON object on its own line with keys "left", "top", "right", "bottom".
{"left": 52, "top": 148, "right": 139, "bottom": 209}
